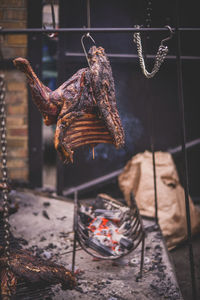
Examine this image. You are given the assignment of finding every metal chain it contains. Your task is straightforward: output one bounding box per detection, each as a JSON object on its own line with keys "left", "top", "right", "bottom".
{"left": 0, "top": 74, "right": 12, "bottom": 297}
{"left": 133, "top": 27, "right": 168, "bottom": 79}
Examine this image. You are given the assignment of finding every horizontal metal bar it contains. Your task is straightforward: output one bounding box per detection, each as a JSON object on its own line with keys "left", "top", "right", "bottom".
{"left": 0, "top": 27, "right": 200, "bottom": 35}
{"left": 63, "top": 168, "right": 122, "bottom": 196}
{"left": 65, "top": 52, "right": 200, "bottom": 61}
{"left": 168, "top": 138, "right": 200, "bottom": 154}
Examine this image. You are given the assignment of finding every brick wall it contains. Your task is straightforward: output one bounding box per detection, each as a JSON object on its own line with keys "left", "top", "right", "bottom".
{"left": 0, "top": 0, "right": 28, "bottom": 182}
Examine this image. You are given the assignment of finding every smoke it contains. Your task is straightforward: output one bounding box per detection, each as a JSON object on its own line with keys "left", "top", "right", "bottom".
{"left": 85, "top": 112, "right": 144, "bottom": 162}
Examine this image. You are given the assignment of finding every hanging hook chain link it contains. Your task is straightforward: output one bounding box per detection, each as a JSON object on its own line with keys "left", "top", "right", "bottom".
{"left": 133, "top": 26, "right": 169, "bottom": 79}
{"left": 0, "top": 74, "right": 12, "bottom": 297}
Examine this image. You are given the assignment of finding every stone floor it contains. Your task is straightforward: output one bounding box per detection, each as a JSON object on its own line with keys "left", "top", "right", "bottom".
{"left": 0, "top": 189, "right": 183, "bottom": 300}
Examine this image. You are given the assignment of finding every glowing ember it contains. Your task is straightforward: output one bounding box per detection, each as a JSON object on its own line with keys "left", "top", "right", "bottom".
{"left": 87, "top": 216, "right": 133, "bottom": 255}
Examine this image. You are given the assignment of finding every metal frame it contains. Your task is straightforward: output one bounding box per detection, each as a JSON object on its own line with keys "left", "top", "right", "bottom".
{"left": 1, "top": 27, "right": 200, "bottom": 34}
{"left": 0, "top": 6, "right": 198, "bottom": 299}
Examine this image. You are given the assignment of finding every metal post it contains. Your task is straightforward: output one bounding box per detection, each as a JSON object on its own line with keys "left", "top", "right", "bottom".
{"left": 72, "top": 190, "right": 78, "bottom": 274}
{"left": 139, "top": 235, "right": 145, "bottom": 277}
{"left": 27, "top": 0, "right": 43, "bottom": 188}
{"left": 86, "top": 0, "right": 91, "bottom": 29}
{"left": 151, "top": 138, "right": 158, "bottom": 225}
{"left": 176, "top": 1, "right": 196, "bottom": 299}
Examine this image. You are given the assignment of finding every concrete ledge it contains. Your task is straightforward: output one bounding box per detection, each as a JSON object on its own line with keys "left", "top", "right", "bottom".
{"left": 5, "top": 190, "right": 183, "bottom": 300}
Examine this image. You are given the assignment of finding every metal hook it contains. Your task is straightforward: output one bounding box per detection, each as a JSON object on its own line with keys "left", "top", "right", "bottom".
{"left": 161, "top": 25, "right": 174, "bottom": 46}
{"left": 81, "top": 33, "right": 96, "bottom": 68}
{"left": 43, "top": 0, "right": 57, "bottom": 39}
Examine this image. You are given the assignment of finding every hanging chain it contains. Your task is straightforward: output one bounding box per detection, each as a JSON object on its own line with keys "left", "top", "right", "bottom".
{"left": 133, "top": 26, "right": 169, "bottom": 79}
{"left": 133, "top": 1, "right": 168, "bottom": 79}
{"left": 0, "top": 74, "right": 12, "bottom": 297}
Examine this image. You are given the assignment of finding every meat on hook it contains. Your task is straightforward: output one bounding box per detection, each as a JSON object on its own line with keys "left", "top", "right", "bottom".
{"left": 13, "top": 46, "right": 125, "bottom": 163}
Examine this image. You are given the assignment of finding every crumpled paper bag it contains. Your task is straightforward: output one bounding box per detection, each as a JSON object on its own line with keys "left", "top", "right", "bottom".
{"left": 118, "top": 150, "right": 200, "bottom": 250}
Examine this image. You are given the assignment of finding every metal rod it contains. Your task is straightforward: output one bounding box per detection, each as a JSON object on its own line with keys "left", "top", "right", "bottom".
{"left": 86, "top": 0, "right": 91, "bottom": 29}
{"left": 65, "top": 52, "right": 200, "bottom": 61}
{"left": 151, "top": 144, "right": 158, "bottom": 224}
{"left": 149, "top": 88, "right": 158, "bottom": 225}
{"left": 50, "top": 1, "right": 56, "bottom": 30}
{"left": 176, "top": 1, "right": 196, "bottom": 299}
{"left": 65, "top": 52, "right": 200, "bottom": 60}
{"left": 72, "top": 190, "right": 78, "bottom": 274}
{"left": 1, "top": 27, "right": 200, "bottom": 34}
{"left": 139, "top": 235, "right": 145, "bottom": 277}
{"left": 168, "top": 138, "right": 200, "bottom": 155}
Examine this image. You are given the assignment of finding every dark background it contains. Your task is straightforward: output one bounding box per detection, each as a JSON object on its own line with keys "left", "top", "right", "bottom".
{"left": 55, "top": 0, "right": 200, "bottom": 199}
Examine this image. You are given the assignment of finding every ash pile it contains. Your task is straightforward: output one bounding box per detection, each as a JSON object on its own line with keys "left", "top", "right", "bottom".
{"left": 77, "top": 194, "right": 144, "bottom": 258}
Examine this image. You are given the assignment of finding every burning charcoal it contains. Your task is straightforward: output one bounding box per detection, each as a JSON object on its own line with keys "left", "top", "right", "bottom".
{"left": 86, "top": 237, "right": 116, "bottom": 256}
{"left": 94, "top": 209, "right": 122, "bottom": 222}
{"left": 114, "top": 245, "right": 123, "bottom": 256}
{"left": 88, "top": 217, "right": 103, "bottom": 231}
{"left": 120, "top": 237, "right": 133, "bottom": 250}
{"left": 95, "top": 235, "right": 113, "bottom": 248}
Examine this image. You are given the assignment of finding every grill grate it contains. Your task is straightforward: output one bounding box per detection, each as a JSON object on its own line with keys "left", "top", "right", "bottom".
{"left": 73, "top": 193, "right": 145, "bottom": 274}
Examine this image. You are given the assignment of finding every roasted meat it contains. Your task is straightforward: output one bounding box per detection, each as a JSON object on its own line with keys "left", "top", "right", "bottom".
{"left": 13, "top": 46, "right": 124, "bottom": 163}
{"left": 0, "top": 268, "right": 17, "bottom": 297}
{"left": 0, "top": 246, "right": 76, "bottom": 297}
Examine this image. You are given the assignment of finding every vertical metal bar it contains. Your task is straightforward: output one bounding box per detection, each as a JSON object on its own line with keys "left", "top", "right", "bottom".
{"left": 72, "top": 190, "right": 78, "bottom": 274}
{"left": 150, "top": 135, "right": 158, "bottom": 225}
{"left": 86, "top": 0, "right": 91, "bottom": 29}
{"left": 50, "top": 1, "right": 56, "bottom": 29}
{"left": 144, "top": 79, "right": 158, "bottom": 225}
{"left": 175, "top": 1, "right": 196, "bottom": 299}
{"left": 142, "top": 3, "right": 159, "bottom": 225}
{"left": 27, "top": 0, "right": 43, "bottom": 188}
{"left": 139, "top": 235, "right": 145, "bottom": 277}
{"left": 56, "top": 0, "right": 65, "bottom": 195}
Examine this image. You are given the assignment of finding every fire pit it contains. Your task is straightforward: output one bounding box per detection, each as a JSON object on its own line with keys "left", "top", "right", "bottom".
{"left": 73, "top": 193, "right": 145, "bottom": 273}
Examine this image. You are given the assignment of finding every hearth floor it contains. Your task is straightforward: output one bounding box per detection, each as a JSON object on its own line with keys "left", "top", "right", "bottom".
{"left": 3, "top": 189, "right": 183, "bottom": 300}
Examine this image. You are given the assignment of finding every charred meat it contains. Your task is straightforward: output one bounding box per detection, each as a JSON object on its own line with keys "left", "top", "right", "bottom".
{"left": 13, "top": 46, "right": 124, "bottom": 163}
{"left": 0, "top": 247, "right": 76, "bottom": 297}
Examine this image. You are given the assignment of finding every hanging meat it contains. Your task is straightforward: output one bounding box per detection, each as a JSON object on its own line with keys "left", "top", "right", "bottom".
{"left": 13, "top": 46, "right": 125, "bottom": 163}
{"left": 0, "top": 246, "right": 76, "bottom": 297}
